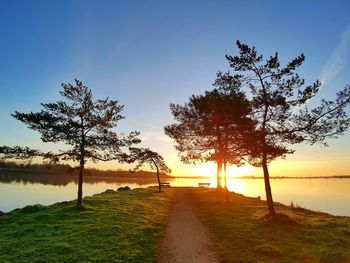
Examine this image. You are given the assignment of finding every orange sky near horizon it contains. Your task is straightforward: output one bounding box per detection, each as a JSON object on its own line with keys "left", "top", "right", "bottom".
{"left": 15, "top": 123, "right": 348, "bottom": 178}
{"left": 88, "top": 136, "right": 350, "bottom": 178}
{"left": 9, "top": 131, "right": 350, "bottom": 178}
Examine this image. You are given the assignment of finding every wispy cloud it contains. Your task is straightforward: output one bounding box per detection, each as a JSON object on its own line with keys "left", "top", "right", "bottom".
{"left": 319, "top": 24, "right": 350, "bottom": 86}
{"left": 127, "top": 119, "right": 163, "bottom": 131}
{"left": 137, "top": 121, "right": 163, "bottom": 131}
{"left": 140, "top": 131, "right": 173, "bottom": 143}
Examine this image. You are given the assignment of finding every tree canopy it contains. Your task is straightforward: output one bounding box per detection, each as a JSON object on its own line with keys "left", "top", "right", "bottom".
{"left": 128, "top": 147, "right": 171, "bottom": 192}
{"left": 7, "top": 79, "right": 141, "bottom": 206}
{"left": 165, "top": 76, "right": 255, "bottom": 189}
{"left": 0, "top": 146, "right": 43, "bottom": 160}
{"left": 222, "top": 41, "right": 350, "bottom": 216}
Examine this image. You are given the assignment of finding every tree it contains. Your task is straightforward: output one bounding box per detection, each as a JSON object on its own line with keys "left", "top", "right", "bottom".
{"left": 223, "top": 41, "right": 350, "bottom": 217}
{"left": 212, "top": 73, "right": 257, "bottom": 189}
{"left": 9, "top": 79, "right": 140, "bottom": 206}
{"left": 165, "top": 79, "right": 254, "bottom": 189}
{"left": 128, "top": 147, "right": 171, "bottom": 193}
{"left": 0, "top": 146, "right": 42, "bottom": 160}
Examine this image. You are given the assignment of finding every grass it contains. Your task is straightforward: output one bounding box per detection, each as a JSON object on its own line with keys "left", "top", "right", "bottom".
{"left": 191, "top": 188, "right": 350, "bottom": 263}
{"left": 0, "top": 187, "right": 173, "bottom": 263}
{"left": 2, "top": 186, "right": 350, "bottom": 263}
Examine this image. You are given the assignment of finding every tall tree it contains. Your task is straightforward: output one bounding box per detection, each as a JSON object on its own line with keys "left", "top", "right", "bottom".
{"left": 10, "top": 79, "right": 140, "bottom": 206}
{"left": 165, "top": 81, "right": 254, "bottom": 189}
{"left": 223, "top": 41, "right": 350, "bottom": 217}
{"left": 212, "top": 72, "right": 257, "bottom": 189}
{"left": 128, "top": 147, "right": 171, "bottom": 193}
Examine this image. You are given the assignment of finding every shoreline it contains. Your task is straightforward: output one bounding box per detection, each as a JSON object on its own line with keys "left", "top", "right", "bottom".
{"left": 1, "top": 186, "right": 349, "bottom": 218}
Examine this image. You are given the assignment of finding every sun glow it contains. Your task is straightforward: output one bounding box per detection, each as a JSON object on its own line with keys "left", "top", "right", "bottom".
{"left": 192, "top": 163, "right": 217, "bottom": 177}
{"left": 225, "top": 165, "right": 254, "bottom": 178}
{"left": 192, "top": 162, "right": 254, "bottom": 178}
{"left": 190, "top": 162, "right": 258, "bottom": 192}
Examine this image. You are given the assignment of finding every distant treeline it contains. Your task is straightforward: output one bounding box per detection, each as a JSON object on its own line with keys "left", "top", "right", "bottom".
{"left": 0, "top": 172, "right": 169, "bottom": 187}
{"left": 0, "top": 160, "right": 172, "bottom": 178}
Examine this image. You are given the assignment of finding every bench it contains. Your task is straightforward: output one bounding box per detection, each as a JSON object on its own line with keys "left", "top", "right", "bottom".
{"left": 160, "top": 182, "right": 171, "bottom": 187}
{"left": 198, "top": 183, "right": 211, "bottom": 187}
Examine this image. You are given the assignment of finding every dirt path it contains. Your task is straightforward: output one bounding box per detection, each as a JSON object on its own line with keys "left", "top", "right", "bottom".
{"left": 159, "top": 188, "right": 219, "bottom": 263}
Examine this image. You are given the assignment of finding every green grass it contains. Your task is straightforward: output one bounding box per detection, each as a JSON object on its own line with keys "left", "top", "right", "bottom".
{"left": 191, "top": 188, "right": 350, "bottom": 263}
{"left": 0, "top": 187, "right": 172, "bottom": 263}
{"left": 3, "top": 187, "right": 350, "bottom": 263}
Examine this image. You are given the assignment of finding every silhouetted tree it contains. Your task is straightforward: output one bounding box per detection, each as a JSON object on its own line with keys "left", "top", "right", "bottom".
{"left": 128, "top": 147, "right": 171, "bottom": 192}
{"left": 0, "top": 146, "right": 42, "bottom": 159}
{"left": 165, "top": 80, "right": 254, "bottom": 189}
{"left": 212, "top": 72, "right": 257, "bottom": 189}
{"left": 223, "top": 41, "right": 350, "bottom": 217}
{"left": 8, "top": 79, "right": 140, "bottom": 206}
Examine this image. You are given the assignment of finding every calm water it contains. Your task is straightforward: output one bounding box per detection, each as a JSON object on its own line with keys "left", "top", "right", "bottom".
{"left": 1, "top": 175, "right": 349, "bottom": 216}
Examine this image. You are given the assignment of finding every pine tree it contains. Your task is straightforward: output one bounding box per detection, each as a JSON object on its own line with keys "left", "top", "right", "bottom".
{"left": 223, "top": 41, "right": 350, "bottom": 217}
{"left": 128, "top": 147, "right": 171, "bottom": 193}
{"left": 9, "top": 79, "right": 140, "bottom": 206}
{"left": 165, "top": 77, "right": 254, "bottom": 189}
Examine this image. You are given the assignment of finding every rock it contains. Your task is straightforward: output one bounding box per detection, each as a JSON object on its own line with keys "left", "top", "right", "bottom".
{"left": 22, "top": 204, "right": 45, "bottom": 213}
{"left": 261, "top": 212, "right": 297, "bottom": 225}
{"left": 117, "top": 186, "right": 131, "bottom": 191}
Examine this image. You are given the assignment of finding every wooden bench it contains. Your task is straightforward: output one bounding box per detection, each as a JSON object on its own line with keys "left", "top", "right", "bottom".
{"left": 160, "top": 182, "right": 171, "bottom": 187}
{"left": 198, "top": 183, "right": 211, "bottom": 187}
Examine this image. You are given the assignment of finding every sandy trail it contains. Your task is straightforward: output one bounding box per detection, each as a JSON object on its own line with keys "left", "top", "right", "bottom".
{"left": 159, "top": 188, "right": 219, "bottom": 263}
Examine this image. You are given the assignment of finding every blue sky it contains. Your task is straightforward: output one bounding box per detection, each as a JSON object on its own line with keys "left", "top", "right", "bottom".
{"left": 0, "top": 0, "right": 349, "bottom": 176}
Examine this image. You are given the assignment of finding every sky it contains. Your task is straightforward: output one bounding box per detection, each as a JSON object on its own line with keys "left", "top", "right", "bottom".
{"left": 0, "top": 0, "right": 349, "bottom": 177}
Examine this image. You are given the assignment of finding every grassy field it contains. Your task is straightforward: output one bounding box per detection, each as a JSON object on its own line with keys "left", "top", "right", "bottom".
{"left": 192, "top": 188, "right": 350, "bottom": 263}
{"left": 0, "top": 187, "right": 172, "bottom": 263}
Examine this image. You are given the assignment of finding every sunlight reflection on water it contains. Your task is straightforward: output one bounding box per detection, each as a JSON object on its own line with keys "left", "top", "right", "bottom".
{"left": 172, "top": 177, "right": 350, "bottom": 216}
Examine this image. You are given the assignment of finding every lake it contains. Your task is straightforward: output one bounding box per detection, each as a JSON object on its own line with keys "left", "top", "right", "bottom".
{"left": 0, "top": 175, "right": 349, "bottom": 216}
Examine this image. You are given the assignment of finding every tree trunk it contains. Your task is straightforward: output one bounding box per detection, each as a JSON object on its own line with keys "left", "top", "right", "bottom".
{"left": 215, "top": 123, "right": 223, "bottom": 190}
{"left": 223, "top": 161, "right": 227, "bottom": 191}
{"left": 77, "top": 159, "right": 84, "bottom": 207}
{"left": 156, "top": 167, "right": 161, "bottom": 193}
{"left": 152, "top": 158, "right": 161, "bottom": 193}
{"left": 262, "top": 152, "right": 275, "bottom": 217}
{"left": 216, "top": 160, "right": 222, "bottom": 189}
{"left": 78, "top": 116, "right": 85, "bottom": 207}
